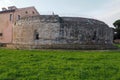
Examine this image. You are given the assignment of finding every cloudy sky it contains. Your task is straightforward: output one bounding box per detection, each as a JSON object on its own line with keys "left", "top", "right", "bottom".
{"left": 0, "top": 0, "right": 120, "bottom": 27}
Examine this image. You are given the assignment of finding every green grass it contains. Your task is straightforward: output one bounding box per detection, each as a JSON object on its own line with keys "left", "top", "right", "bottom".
{"left": 0, "top": 49, "right": 120, "bottom": 80}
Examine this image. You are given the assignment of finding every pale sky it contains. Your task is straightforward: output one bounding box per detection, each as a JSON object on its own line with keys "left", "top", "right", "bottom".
{"left": 0, "top": 0, "right": 120, "bottom": 27}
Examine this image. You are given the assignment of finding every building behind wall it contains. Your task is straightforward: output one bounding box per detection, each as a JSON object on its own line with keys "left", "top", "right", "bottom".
{"left": 0, "top": 6, "right": 39, "bottom": 44}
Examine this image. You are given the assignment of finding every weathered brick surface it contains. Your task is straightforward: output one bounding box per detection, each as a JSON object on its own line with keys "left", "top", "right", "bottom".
{"left": 12, "top": 15, "right": 114, "bottom": 49}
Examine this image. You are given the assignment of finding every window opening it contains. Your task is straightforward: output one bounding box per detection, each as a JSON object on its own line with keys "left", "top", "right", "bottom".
{"left": 32, "top": 11, "right": 35, "bottom": 14}
{"left": 0, "top": 33, "right": 3, "bottom": 36}
{"left": 10, "top": 14, "right": 13, "bottom": 21}
{"left": 92, "top": 31, "right": 96, "bottom": 40}
{"left": 25, "top": 11, "right": 28, "bottom": 14}
{"left": 18, "top": 15, "right": 20, "bottom": 20}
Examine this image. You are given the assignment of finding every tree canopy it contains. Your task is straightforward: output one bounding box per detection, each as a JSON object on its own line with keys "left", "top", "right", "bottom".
{"left": 113, "top": 20, "right": 120, "bottom": 39}
{"left": 113, "top": 20, "right": 120, "bottom": 27}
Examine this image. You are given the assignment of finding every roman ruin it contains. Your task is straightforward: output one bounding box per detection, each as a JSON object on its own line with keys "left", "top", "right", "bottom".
{"left": 0, "top": 6, "right": 115, "bottom": 49}
{"left": 10, "top": 15, "right": 115, "bottom": 49}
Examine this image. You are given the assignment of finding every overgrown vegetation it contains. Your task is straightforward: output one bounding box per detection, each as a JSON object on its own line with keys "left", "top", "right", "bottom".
{"left": 114, "top": 44, "right": 120, "bottom": 48}
{"left": 0, "top": 49, "right": 120, "bottom": 80}
{"left": 113, "top": 20, "right": 120, "bottom": 39}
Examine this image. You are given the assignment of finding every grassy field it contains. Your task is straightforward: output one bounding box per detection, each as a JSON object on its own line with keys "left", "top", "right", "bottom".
{"left": 0, "top": 49, "right": 120, "bottom": 80}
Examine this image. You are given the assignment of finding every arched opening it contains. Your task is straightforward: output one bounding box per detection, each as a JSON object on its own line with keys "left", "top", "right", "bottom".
{"left": 34, "top": 30, "right": 39, "bottom": 40}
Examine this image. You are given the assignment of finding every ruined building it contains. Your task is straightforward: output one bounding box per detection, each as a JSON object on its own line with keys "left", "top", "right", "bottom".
{"left": 0, "top": 6, "right": 115, "bottom": 49}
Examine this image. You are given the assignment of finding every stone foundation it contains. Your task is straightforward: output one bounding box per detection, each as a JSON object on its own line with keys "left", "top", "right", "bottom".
{"left": 7, "top": 43, "right": 117, "bottom": 50}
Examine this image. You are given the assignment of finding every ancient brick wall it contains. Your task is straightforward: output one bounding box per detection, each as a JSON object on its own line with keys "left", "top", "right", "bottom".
{"left": 11, "top": 15, "right": 114, "bottom": 49}
{"left": 59, "top": 17, "right": 113, "bottom": 45}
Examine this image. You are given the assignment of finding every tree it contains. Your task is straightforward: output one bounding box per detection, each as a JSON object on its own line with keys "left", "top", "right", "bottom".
{"left": 113, "top": 20, "right": 120, "bottom": 39}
